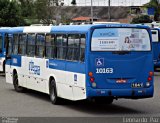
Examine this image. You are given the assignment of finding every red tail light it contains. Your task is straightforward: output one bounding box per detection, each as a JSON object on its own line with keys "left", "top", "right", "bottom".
{"left": 90, "top": 77, "right": 95, "bottom": 83}
{"left": 148, "top": 76, "right": 152, "bottom": 81}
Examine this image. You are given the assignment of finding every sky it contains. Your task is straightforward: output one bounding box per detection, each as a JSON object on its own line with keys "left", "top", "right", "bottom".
{"left": 64, "top": 0, "right": 150, "bottom": 6}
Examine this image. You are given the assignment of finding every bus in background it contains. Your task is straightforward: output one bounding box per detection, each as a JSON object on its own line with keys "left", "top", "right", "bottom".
{"left": 0, "top": 27, "right": 10, "bottom": 72}
{"left": 5, "top": 24, "right": 154, "bottom": 105}
{"left": 93, "top": 22, "right": 120, "bottom": 25}
{"left": 151, "top": 28, "right": 160, "bottom": 71}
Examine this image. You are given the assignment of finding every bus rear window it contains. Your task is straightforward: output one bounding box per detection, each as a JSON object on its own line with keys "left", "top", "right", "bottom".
{"left": 91, "top": 28, "right": 151, "bottom": 51}
{"left": 151, "top": 30, "right": 159, "bottom": 42}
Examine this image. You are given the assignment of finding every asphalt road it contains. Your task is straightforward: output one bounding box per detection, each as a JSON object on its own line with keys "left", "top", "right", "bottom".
{"left": 0, "top": 72, "right": 160, "bottom": 118}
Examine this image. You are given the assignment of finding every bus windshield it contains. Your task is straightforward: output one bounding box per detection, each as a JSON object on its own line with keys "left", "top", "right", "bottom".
{"left": 91, "top": 28, "right": 151, "bottom": 51}
{"left": 151, "top": 30, "right": 159, "bottom": 42}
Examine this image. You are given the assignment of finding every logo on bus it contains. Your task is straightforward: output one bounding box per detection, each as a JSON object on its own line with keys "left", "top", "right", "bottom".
{"left": 12, "top": 58, "right": 17, "bottom": 64}
{"left": 29, "top": 61, "right": 40, "bottom": 75}
{"left": 95, "top": 58, "right": 104, "bottom": 67}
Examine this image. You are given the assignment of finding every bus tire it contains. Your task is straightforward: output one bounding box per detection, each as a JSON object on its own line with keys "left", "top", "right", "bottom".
{"left": 49, "top": 79, "right": 61, "bottom": 105}
{"left": 13, "top": 72, "right": 24, "bottom": 92}
{"left": 3, "top": 61, "right": 5, "bottom": 73}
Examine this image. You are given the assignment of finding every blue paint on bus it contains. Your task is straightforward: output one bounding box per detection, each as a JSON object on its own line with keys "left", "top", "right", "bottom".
{"left": 151, "top": 28, "right": 160, "bottom": 71}
{"left": 6, "top": 24, "right": 154, "bottom": 100}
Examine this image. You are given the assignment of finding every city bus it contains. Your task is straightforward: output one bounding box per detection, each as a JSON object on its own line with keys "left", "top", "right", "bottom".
{"left": 151, "top": 28, "right": 160, "bottom": 71}
{"left": 5, "top": 24, "right": 154, "bottom": 105}
{"left": 0, "top": 27, "right": 10, "bottom": 72}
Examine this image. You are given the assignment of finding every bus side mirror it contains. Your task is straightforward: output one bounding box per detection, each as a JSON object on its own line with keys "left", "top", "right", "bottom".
{"left": 0, "top": 49, "right": 2, "bottom": 53}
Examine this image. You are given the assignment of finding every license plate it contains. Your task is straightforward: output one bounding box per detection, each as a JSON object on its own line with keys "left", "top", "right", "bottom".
{"left": 132, "top": 83, "right": 143, "bottom": 88}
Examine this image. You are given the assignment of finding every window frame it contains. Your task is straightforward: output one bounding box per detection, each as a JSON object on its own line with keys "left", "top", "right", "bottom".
{"left": 79, "top": 34, "right": 86, "bottom": 62}
{"left": 67, "top": 34, "right": 81, "bottom": 61}
{"left": 35, "top": 33, "right": 45, "bottom": 58}
{"left": 55, "top": 34, "right": 67, "bottom": 60}
{"left": 45, "top": 33, "right": 56, "bottom": 59}
{"left": 18, "top": 33, "right": 27, "bottom": 56}
{"left": 13, "top": 34, "right": 19, "bottom": 55}
{"left": 26, "top": 33, "right": 36, "bottom": 57}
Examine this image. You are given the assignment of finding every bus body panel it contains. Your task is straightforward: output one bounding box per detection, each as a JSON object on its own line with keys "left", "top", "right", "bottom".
{"left": 151, "top": 28, "right": 160, "bottom": 69}
{"left": 6, "top": 56, "right": 87, "bottom": 100}
{"left": 86, "top": 53, "right": 154, "bottom": 98}
{"left": 86, "top": 26, "right": 154, "bottom": 99}
{"left": 0, "top": 33, "right": 6, "bottom": 72}
{"left": 0, "top": 58, "right": 5, "bottom": 71}
{"left": 5, "top": 25, "right": 154, "bottom": 101}
{"left": 87, "top": 53, "right": 153, "bottom": 88}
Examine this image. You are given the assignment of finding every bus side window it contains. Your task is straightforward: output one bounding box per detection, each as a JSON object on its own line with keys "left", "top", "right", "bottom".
{"left": 45, "top": 34, "right": 55, "bottom": 58}
{"left": 36, "top": 34, "right": 45, "bottom": 58}
{"left": 5, "top": 34, "right": 12, "bottom": 57}
{"left": 27, "top": 34, "right": 36, "bottom": 57}
{"left": 56, "top": 34, "right": 67, "bottom": 60}
{"left": 19, "top": 34, "right": 27, "bottom": 55}
{"left": 0, "top": 36, "right": 2, "bottom": 53}
{"left": 80, "top": 34, "right": 86, "bottom": 62}
{"left": 67, "top": 34, "right": 80, "bottom": 61}
{"left": 13, "top": 34, "right": 19, "bottom": 55}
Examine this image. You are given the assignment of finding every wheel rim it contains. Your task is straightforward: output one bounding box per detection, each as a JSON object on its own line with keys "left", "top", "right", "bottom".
{"left": 14, "top": 74, "right": 19, "bottom": 88}
{"left": 51, "top": 88, "right": 55, "bottom": 101}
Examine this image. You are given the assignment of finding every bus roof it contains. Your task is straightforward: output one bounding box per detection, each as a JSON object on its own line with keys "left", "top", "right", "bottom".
{"left": 8, "top": 24, "right": 150, "bottom": 33}
{"left": 0, "top": 27, "right": 11, "bottom": 33}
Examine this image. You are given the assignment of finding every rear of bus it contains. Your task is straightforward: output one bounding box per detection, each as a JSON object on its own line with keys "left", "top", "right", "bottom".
{"left": 151, "top": 28, "right": 160, "bottom": 71}
{"left": 86, "top": 24, "right": 154, "bottom": 100}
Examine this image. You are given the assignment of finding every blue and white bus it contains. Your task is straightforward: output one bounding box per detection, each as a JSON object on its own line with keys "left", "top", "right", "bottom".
{"left": 5, "top": 24, "right": 154, "bottom": 104}
{"left": 0, "top": 27, "right": 10, "bottom": 72}
{"left": 151, "top": 28, "right": 160, "bottom": 71}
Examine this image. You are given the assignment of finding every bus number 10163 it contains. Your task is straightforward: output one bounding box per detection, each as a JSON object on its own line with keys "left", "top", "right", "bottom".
{"left": 96, "top": 68, "right": 113, "bottom": 74}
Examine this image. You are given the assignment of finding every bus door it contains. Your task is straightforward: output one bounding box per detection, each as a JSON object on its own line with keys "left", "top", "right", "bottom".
{"left": 5, "top": 34, "right": 13, "bottom": 83}
{"left": 151, "top": 29, "right": 160, "bottom": 69}
{"left": 88, "top": 27, "right": 153, "bottom": 91}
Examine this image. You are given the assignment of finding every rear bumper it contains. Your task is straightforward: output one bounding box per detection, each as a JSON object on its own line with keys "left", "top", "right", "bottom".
{"left": 86, "top": 86, "right": 154, "bottom": 99}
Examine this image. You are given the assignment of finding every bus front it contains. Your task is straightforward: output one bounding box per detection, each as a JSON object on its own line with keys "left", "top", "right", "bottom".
{"left": 87, "top": 25, "right": 154, "bottom": 102}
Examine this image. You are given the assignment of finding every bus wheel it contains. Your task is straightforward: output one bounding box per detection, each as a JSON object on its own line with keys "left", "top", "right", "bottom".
{"left": 49, "top": 79, "right": 61, "bottom": 105}
{"left": 3, "top": 62, "right": 5, "bottom": 73}
{"left": 13, "top": 72, "right": 24, "bottom": 92}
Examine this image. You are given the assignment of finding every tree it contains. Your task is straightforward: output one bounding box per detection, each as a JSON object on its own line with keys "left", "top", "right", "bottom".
{"left": 131, "top": 15, "right": 152, "bottom": 24}
{"left": 0, "top": 0, "right": 25, "bottom": 26}
{"left": 145, "top": 0, "right": 160, "bottom": 21}
{"left": 34, "top": 0, "right": 55, "bottom": 25}
{"left": 71, "top": 0, "right": 76, "bottom": 5}
{"left": 18, "top": 0, "right": 35, "bottom": 18}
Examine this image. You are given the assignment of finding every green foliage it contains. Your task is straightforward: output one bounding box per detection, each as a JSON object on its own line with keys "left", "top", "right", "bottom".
{"left": 0, "top": 0, "right": 25, "bottom": 26}
{"left": 144, "top": 0, "right": 160, "bottom": 21}
{"left": 34, "top": 0, "right": 55, "bottom": 25}
{"left": 71, "top": 0, "right": 76, "bottom": 5}
{"left": 18, "top": 0, "right": 35, "bottom": 18}
{"left": 131, "top": 15, "right": 152, "bottom": 24}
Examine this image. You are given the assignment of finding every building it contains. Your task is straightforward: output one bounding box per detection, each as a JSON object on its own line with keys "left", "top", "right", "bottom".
{"left": 64, "top": 0, "right": 150, "bottom": 6}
